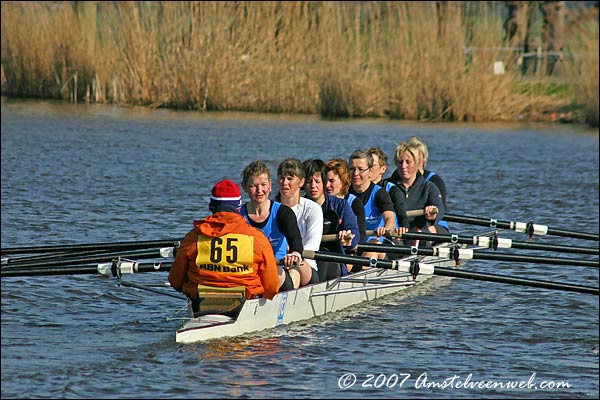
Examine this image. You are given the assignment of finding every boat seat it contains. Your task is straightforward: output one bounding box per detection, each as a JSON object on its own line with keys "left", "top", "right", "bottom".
{"left": 194, "top": 285, "right": 246, "bottom": 317}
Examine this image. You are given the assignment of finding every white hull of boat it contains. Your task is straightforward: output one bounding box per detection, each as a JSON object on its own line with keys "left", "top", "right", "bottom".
{"left": 176, "top": 253, "right": 458, "bottom": 344}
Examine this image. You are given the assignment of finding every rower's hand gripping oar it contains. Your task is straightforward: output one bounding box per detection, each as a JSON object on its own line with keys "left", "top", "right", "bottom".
{"left": 321, "top": 208, "right": 429, "bottom": 242}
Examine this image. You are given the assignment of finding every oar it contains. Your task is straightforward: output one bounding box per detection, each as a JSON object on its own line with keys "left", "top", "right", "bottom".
{"left": 2, "top": 248, "right": 174, "bottom": 269}
{"left": 387, "top": 231, "right": 599, "bottom": 255}
{"left": 303, "top": 250, "right": 599, "bottom": 295}
{"left": 0, "top": 239, "right": 181, "bottom": 256}
{"left": 2, "top": 247, "right": 165, "bottom": 265}
{"left": 321, "top": 208, "right": 427, "bottom": 242}
{"left": 117, "top": 281, "right": 185, "bottom": 300}
{"left": 1, "top": 259, "right": 173, "bottom": 277}
{"left": 356, "top": 244, "right": 599, "bottom": 267}
{"left": 323, "top": 230, "right": 375, "bottom": 243}
{"left": 2, "top": 251, "right": 77, "bottom": 264}
{"left": 444, "top": 213, "right": 599, "bottom": 241}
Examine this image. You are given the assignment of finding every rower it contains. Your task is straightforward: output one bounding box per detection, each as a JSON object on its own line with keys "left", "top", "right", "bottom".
{"left": 367, "top": 146, "right": 410, "bottom": 230}
{"left": 406, "top": 136, "right": 450, "bottom": 232}
{"left": 383, "top": 141, "right": 447, "bottom": 238}
{"left": 348, "top": 149, "right": 397, "bottom": 262}
{"left": 240, "top": 160, "right": 304, "bottom": 292}
{"left": 303, "top": 158, "right": 360, "bottom": 281}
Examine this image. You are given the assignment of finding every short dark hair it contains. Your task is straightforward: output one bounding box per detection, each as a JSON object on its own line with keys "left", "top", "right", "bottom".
{"left": 302, "top": 158, "right": 327, "bottom": 182}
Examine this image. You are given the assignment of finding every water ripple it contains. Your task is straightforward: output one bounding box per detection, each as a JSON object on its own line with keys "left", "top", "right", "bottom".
{"left": 2, "top": 100, "right": 598, "bottom": 399}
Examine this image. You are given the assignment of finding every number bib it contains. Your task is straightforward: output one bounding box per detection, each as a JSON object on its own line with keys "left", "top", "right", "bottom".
{"left": 196, "top": 234, "right": 254, "bottom": 275}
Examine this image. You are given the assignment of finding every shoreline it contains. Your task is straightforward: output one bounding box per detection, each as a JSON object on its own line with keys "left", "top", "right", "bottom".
{"left": 2, "top": 95, "right": 595, "bottom": 130}
{"left": 0, "top": 95, "right": 600, "bottom": 134}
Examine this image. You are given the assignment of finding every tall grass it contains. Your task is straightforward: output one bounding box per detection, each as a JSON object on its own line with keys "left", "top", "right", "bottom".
{"left": 563, "top": 4, "right": 599, "bottom": 126}
{"left": 1, "top": 1, "right": 598, "bottom": 126}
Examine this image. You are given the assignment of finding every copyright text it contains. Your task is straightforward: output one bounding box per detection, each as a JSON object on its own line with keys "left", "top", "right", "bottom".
{"left": 337, "top": 372, "right": 572, "bottom": 392}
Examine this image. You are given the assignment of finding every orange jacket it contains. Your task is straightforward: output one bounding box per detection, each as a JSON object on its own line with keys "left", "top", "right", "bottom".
{"left": 168, "top": 211, "right": 279, "bottom": 300}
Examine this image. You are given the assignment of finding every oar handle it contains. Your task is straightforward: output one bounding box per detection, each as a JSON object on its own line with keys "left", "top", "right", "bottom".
{"left": 406, "top": 208, "right": 430, "bottom": 217}
{"left": 322, "top": 231, "right": 376, "bottom": 242}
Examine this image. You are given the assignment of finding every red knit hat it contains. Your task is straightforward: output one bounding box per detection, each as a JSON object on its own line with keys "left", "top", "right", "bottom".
{"left": 209, "top": 179, "right": 242, "bottom": 211}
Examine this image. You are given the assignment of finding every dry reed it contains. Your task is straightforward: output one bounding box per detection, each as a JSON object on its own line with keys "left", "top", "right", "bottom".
{"left": 1, "top": 1, "right": 598, "bottom": 126}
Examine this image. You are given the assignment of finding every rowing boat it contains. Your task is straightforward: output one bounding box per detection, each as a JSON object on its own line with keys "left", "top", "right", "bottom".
{"left": 3, "top": 217, "right": 596, "bottom": 344}
{"left": 175, "top": 244, "right": 462, "bottom": 343}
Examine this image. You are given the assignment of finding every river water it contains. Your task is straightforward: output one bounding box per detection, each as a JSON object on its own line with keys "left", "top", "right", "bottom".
{"left": 1, "top": 98, "right": 598, "bottom": 399}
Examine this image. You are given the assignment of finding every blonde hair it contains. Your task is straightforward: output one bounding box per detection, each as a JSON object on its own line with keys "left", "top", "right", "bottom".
{"left": 406, "top": 136, "right": 428, "bottom": 168}
{"left": 394, "top": 141, "right": 421, "bottom": 166}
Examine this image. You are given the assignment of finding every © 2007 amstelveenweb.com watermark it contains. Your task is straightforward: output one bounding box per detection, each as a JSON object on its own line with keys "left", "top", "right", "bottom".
{"left": 337, "top": 372, "right": 572, "bottom": 392}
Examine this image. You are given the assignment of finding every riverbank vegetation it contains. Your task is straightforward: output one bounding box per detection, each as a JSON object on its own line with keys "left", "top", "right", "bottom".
{"left": 1, "top": 1, "right": 598, "bottom": 126}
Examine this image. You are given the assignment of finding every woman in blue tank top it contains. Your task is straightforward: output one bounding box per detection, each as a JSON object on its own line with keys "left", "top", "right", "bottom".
{"left": 240, "top": 160, "right": 304, "bottom": 292}
{"left": 347, "top": 149, "right": 397, "bottom": 261}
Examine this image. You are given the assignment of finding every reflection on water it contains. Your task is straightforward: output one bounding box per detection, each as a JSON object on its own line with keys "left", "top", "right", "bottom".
{"left": 188, "top": 338, "right": 284, "bottom": 396}
{"left": 1, "top": 99, "right": 598, "bottom": 399}
{"left": 192, "top": 336, "right": 285, "bottom": 361}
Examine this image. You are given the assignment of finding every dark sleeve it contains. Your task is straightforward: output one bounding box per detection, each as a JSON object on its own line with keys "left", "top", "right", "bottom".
{"left": 276, "top": 204, "right": 304, "bottom": 254}
{"left": 427, "top": 182, "right": 445, "bottom": 226}
{"left": 389, "top": 185, "right": 409, "bottom": 228}
{"left": 351, "top": 198, "right": 367, "bottom": 243}
{"left": 340, "top": 202, "right": 360, "bottom": 249}
{"left": 429, "top": 174, "right": 447, "bottom": 208}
